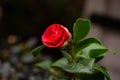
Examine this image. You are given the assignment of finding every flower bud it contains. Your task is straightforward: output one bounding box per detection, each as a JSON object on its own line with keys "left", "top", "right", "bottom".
{"left": 42, "top": 24, "right": 71, "bottom": 48}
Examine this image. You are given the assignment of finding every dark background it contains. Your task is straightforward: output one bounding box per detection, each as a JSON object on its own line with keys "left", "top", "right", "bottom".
{"left": 0, "top": 0, "right": 85, "bottom": 41}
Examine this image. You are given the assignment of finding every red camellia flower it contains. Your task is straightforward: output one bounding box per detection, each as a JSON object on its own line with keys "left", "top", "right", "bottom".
{"left": 42, "top": 24, "right": 71, "bottom": 48}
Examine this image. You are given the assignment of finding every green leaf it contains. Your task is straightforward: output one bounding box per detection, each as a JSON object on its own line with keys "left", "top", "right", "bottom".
{"left": 73, "top": 18, "right": 90, "bottom": 43}
{"left": 61, "top": 50, "right": 72, "bottom": 63}
{"left": 93, "top": 64, "right": 111, "bottom": 80}
{"left": 89, "top": 49, "right": 108, "bottom": 58}
{"left": 32, "top": 45, "right": 45, "bottom": 57}
{"left": 35, "top": 60, "right": 52, "bottom": 70}
{"left": 80, "top": 43, "right": 108, "bottom": 59}
{"left": 63, "top": 59, "right": 94, "bottom": 74}
{"left": 52, "top": 58, "right": 68, "bottom": 68}
{"left": 75, "top": 72, "right": 105, "bottom": 80}
{"left": 52, "top": 58, "right": 94, "bottom": 74}
{"left": 72, "top": 38, "right": 101, "bottom": 56}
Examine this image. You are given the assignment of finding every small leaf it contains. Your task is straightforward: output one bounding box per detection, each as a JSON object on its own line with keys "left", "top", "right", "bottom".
{"left": 93, "top": 64, "right": 111, "bottom": 80}
{"left": 32, "top": 45, "right": 45, "bottom": 57}
{"left": 89, "top": 49, "right": 108, "bottom": 58}
{"left": 52, "top": 58, "right": 68, "bottom": 68}
{"left": 72, "top": 38, "right": 101, "bottom": 57}
{"left": 73, "top": 18, "right": 90, "bottom": 43}
{"left": 35, "top": 60, "right": 52, "bottom": 70}
{"left": 63, "top": 59, "right": 94, "bottom": 74}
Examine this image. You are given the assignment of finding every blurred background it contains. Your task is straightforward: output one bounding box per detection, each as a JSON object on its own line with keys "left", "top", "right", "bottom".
{"left": 0, "top": 0, "right": 120, "bottom": 80}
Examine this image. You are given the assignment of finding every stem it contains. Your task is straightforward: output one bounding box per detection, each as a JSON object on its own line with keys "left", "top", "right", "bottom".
{"left": 69, "top": 50, "right": 76, "bottom": 63}
{"left": 69, "top": 50, "right": 77, "bottom": 80}
{"left": 66, "top": 41, "right": 78, "bottom": 80}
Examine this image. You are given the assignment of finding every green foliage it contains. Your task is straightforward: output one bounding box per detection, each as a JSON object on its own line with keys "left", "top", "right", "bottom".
{"left": 52, "top": 58, "right": 68, "bottom": 68}
{"left": 32, "top": 45, "right": 45, "bottom": 57}
{"left": 52, "top": 58, "right": 94, "bottom": 74}
{"left": 72, "top": 38, "right": 101, "bottom": 57}
{"left": 80, "top": 43, "right": 108, "bottom": 59}
{"left": 62, "top": 59, "right": 94, "bottom": 74}
{"left": 32, "top": 18, "right": 112, "bottom": 80}
{"left": 75, "top": 72, "right": 105, "bottom": 80}
{"left": 93, "top": 64, "right": 111, "bottom": 80}
{"left": 89, "top": 49, "right": 108, "bottom": 58}
{"left": 73, "top": 18, "right": 90, "bottom": 43}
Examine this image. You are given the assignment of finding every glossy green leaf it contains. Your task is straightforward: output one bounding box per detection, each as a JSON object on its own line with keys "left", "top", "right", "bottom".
{"left": 73, "top": 18, "right": 90, "bottom": 43}
{"left": 93, "top": 64, "right": 111, "bottom": 80}
{"left": 80, "top": 43, "right": 108, "bottom": 59}
{"left": 52, "top": 58, "right": 94, "bottom": 74}
{"left": 32, "top": 45, "right": 45, "bottom": 57}
{"left": 75, "top": 72, "right": 105, "bottom": 80}
{"left": 72, "top": 38, "right": 101, "bottom": 56}
{"left": 89, "top": 49, "right": 108, "bottom": 58}
{"left": 35, "top": 60, "right": 52, "bottom": 70}
{"left": 63, "top": 59, "right": 94, "bottom": 74}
